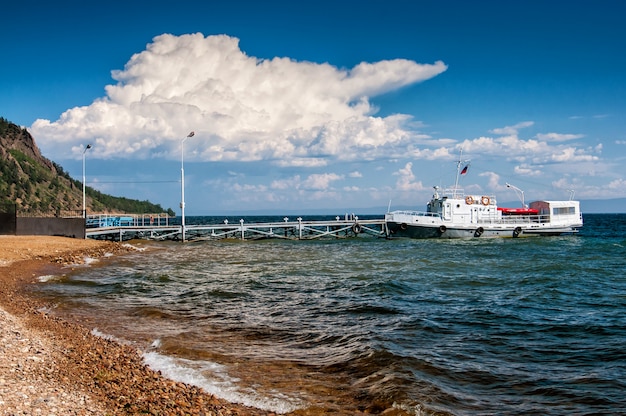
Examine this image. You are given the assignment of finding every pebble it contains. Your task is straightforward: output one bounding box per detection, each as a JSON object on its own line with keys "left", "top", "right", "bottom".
{"left": 0, "top": 306, "right": 108, "bottom": 415}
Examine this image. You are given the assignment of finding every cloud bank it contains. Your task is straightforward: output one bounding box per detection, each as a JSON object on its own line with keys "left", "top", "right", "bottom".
{"left": 31, "top": 33, "right": 447, "bottom": 164}
{"left": 28, "top": 33, "right": 611, "bottom": 205}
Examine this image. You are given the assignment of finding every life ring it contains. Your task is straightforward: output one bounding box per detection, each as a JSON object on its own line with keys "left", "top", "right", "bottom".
{"left": 481, "top": 196, "right": 490, "bottom": 206}
{"left": 465, "top": 196, "right": 474, "bottom": 205}
{"left": 474, "top": 227, "right": 484, "bottom": 237}
{"left": 400, "top": 223, "right": 408, "bottom": 231}
{"left": 352, "top": 223, "right": 362, "bottom": 234}
{"left": 439, "top": 225, "right": 447, "bottom": 233}
{"left": 513, "top": 227, "right": 522, "bottom": 238}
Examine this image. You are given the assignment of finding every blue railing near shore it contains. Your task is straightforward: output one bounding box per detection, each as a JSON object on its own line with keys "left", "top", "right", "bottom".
{"left": 86, "top": 213, "right": 171, "bottom": 228}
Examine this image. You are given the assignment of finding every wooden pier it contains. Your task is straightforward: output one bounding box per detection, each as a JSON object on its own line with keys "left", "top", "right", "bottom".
{"left": 86, "top": 214, "right": 389, "bottom": 241}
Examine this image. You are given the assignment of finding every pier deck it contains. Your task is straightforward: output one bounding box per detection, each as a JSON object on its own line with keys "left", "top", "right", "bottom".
{"left": 86, "top": 215, "right": 388, "bottom": 241}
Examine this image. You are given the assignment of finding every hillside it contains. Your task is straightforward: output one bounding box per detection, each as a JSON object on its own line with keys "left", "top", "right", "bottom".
{"left": 0, "top": 117, "right": 175, "bottom": 216}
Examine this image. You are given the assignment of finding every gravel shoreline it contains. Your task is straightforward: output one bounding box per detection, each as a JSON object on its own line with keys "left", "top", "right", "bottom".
{"left": 0, "top": 236, "right": 271, "bottom": 415}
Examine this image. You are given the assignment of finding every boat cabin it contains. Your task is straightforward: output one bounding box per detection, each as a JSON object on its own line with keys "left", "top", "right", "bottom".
{"left": 426, "top": 189, "right": 499, "bottom": 224}
{"left": 528, "top": 200, "right": 582, "bottom": 225}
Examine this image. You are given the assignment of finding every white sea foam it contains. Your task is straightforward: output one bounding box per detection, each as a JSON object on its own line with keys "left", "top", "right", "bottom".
{"left": 91, "top": 328, "right": 127, "bottom": 344}
{"left": 61, "top": 256, "right": 99, "bottom": 268}
{"left": 142, "top": 351, "right": 304, "bottom": 414}
{"left": 38, "top": 274, "right": 63, "bottom": 282}
{"left": 83, "top": 256, "right": 99, "bottom": 265}
{"left": 36, "top": 305, "right": 56, "bottom": 315}
{"left": 122, "top": 243, "right": 146, "bottom": 252}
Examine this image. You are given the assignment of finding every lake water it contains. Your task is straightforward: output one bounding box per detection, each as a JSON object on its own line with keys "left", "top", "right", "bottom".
{"left": 33, "top": 214, "right": 626, "bottom": 415}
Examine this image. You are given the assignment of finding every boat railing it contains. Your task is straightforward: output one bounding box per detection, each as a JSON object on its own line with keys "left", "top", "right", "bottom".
{"left": 388, "top": 210, "right": 441, "bottom": 218}
{"left": 441, "top": 187, "right": 465, "bottom": 198}
{"left": 487, "top": 213, "right": 551, "bottom": 225}
{"left": 440, "top": 189, "right": 499, "bottom": 203}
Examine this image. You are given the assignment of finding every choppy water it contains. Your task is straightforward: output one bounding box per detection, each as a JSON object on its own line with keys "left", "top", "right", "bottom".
{"left": 33, "top": 214, "right": 626, "bottom": 415}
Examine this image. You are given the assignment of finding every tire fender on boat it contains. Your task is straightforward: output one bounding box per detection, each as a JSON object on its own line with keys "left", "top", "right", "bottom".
{"left": 400, "top": 223, "right": 408, "bottom": 231}
{"left": 352, "top": 223, "right": 362, "bottom": 234}
{"left": 439, "top": 225, "right": 447, "bottom": 233}
{"left": 481, "top": 196, "right": 490, "bottom": 206}
{"left": 465, "top": 196, "right": 474, "bottom": 205}
{"left": 474, "top": 227, "right": 484, "bottom": 237}
{"left": 513, "top": 227, "right": 522, "bottom": 238}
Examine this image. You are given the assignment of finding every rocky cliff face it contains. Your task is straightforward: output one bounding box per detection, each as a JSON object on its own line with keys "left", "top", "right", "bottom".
{"left": 0, "top": 119, "right": 56, "bottom": 173}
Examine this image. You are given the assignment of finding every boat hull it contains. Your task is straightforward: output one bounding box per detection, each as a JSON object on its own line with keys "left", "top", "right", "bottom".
{"left": 386, "top": 221, "right": 580, "bottom": 239}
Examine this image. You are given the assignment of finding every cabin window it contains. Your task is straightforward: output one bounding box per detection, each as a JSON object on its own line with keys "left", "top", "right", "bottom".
{"left": 552, "top": 206, "right": 575, "bottom": 215}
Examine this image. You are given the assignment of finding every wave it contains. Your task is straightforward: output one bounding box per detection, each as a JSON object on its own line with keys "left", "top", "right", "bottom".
{"left": 142, "top": 351, "right": 304, "bottom": 414}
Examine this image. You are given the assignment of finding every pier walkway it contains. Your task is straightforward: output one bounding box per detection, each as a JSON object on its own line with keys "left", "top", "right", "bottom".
{"left": 86, "top": 214, "right": 389, "bottom": 241}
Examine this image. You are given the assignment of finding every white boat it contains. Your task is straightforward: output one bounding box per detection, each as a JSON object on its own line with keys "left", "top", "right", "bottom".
{"left": 385, "top": 158, "right": 583, "bottom": 239}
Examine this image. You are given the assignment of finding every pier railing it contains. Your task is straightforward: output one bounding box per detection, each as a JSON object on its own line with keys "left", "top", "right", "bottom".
{"left": 85, "top": 215, "right": 388, "bottom": 242}
{"left": 86, "top": 213, "right": 171, "bottom": 228}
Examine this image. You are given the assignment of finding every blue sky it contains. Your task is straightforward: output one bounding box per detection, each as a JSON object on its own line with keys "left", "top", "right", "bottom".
{"left": 2, "top": 0, "right": 625, "bottom": 215}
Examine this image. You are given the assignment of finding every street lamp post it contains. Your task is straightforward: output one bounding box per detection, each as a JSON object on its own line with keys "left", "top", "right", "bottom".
{"left": 82, "top": 144, "right": 92, "bottom": 218}
{"left": 180, "top": 131, "right": 195, "bottom": 242}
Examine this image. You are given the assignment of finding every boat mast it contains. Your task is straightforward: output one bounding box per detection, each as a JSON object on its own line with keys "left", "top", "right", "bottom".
{"left": 453, "top": 148, "right": 469, "bottom": 198}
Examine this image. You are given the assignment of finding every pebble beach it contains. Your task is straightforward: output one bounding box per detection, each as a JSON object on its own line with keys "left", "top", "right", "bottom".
{"left": 0, "top": 236, "right": 271, "bottom": 416}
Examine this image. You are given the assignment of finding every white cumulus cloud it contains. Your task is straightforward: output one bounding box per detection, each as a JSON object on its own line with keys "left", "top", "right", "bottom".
{"left": 30, "top": 33, "right": 447, "bottom": 164}
{"left": 489, "top": 121, "right": 534, "bottom": 136}
{"left": 535, "top": 133, "right": 584, "bottom": 142}
{"left": 302, "top": 173, "right": 344, "bottom": 190}
{"left": 393, "top": 162, "right": 426, "bottom": 191}
{"left": 457, "top": 121, "right": 599, "bottom": 166}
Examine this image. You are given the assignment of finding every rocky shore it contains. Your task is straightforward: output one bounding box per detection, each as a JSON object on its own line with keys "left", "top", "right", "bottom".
{"left": 0, "top": 236, "right": 271, "bottom": 415}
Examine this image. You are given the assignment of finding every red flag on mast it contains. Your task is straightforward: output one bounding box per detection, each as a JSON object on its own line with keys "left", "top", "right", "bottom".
{"left": 460, "top": 164, "right": 469, "bottom": 175}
